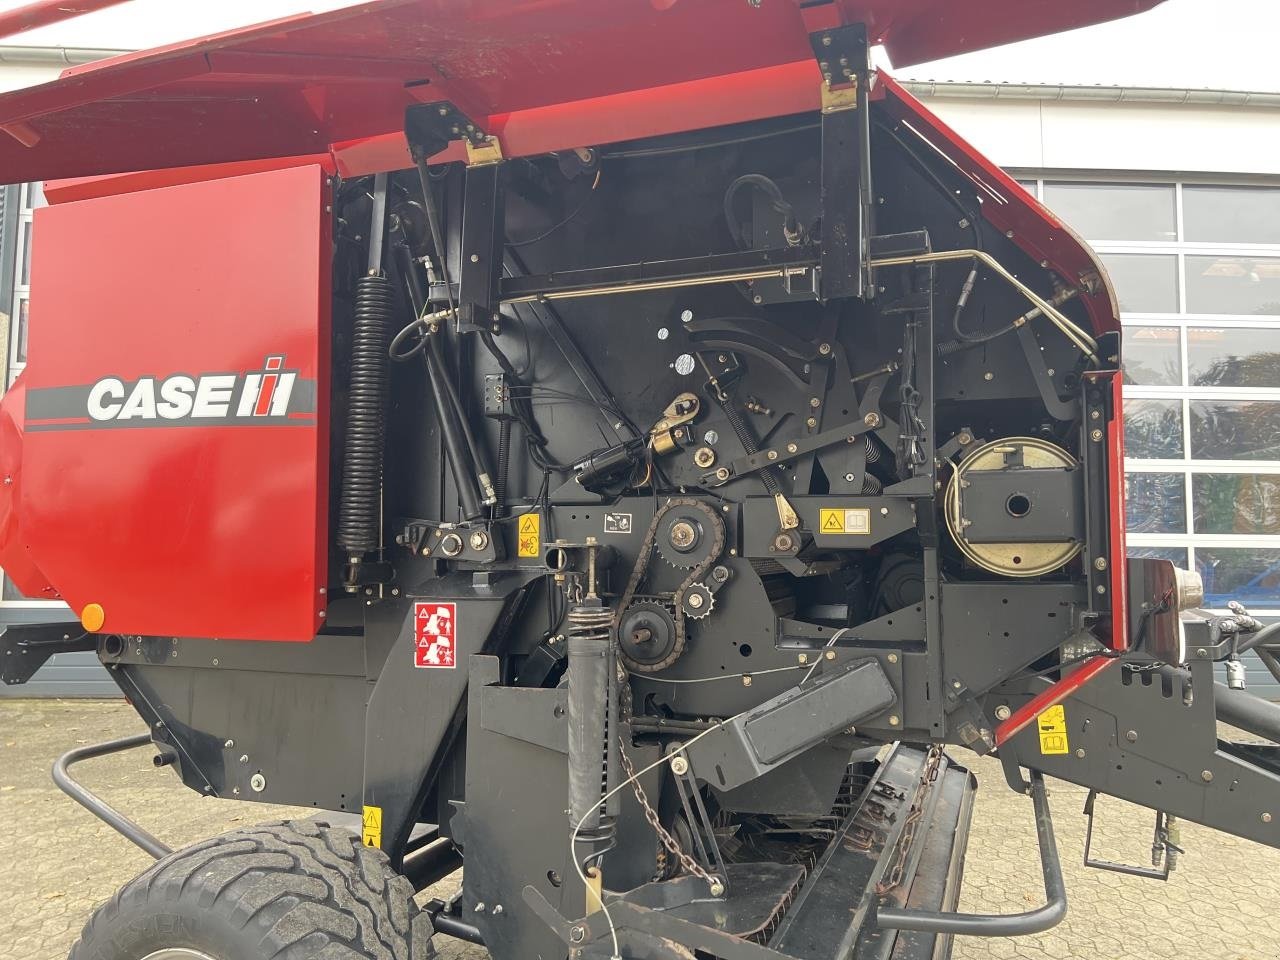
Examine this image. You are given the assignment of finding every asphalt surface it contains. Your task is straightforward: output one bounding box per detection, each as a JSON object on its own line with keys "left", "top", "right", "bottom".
{"left": 2, "top": 699, "right": 1278, "bottom": 959}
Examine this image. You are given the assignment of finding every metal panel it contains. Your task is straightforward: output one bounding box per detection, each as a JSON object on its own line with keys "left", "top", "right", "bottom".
{"left": 0, "top": 651, "right": 115, "bottom": 697}
{"left": 0, "top": 165, "right": 331, "bottom": 641}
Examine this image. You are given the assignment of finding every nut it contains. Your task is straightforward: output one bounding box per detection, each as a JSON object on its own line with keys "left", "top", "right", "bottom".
{"left": 1093, "top": 557, "right": 1108, "bottom": 571}
{"left": 798, "top": 653, "right": 809, "bottom": 664}
{"left": 863, "top": 412, "right": 881, "bottom": 428}
{"left": 994, "top": 704, "right": 1012, "bottom": 721}
{"left": 767, "top": 450, "right": 779, "bottom": 461}
{"left": 670, "top": 755, "right": 690, "bottom": 776}
{"left": 773, "top": 533, "right": 794, "bottom": 552}
{"left": 888, "top": 715, "right": 900, "bottom": 727}
{"left": 825, "top": 650, "right": 837, "bottom": 661}
{"left": 469, "top": 530, "right": 490, "bottom": 550}
{"left": 250, "top": 773, "right": 266, "bottom": 792}
{"left": 686, "top": 591, "right": 705, "bottom": 610}
{"left": 693, "top": 447, "right": 717, "bottom": 469}
{"left": 708, "top": 878, "right": 725, "bottom": 897}
{"left": 715, "top": 467, "right": 731, "bottom": 482}
{"left": 669, "top": 521, "right": 697, "bottom": 550}
{"left": 1125, "top": 729, "right": 1138, "bottom": 743}
{"left": 1075, "top": 749, "right": 1086, "bottom": 759}
{"left": 887, "top": 653, "right": 899, "bottom": 664}
{"left": 742, "top": 674, "right": 753, "bottom": 687}
{"left": 440, "top": 533, "right": 464, "bottom": 557}
{"left": 1264, "top": 812, "right": 1274, "bottom": 824}
{"left": 1201, "top": 770, "right": 1214, "bottom": 782}
{"left": 818, "top": 342, "right": 832, "bottom": 355}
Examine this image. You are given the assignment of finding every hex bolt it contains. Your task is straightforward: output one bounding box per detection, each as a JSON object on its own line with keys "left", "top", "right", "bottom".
{"left": 863, "top": 412, "right": 881, "bottom": 427}
{"left": 1197, "top": 648, "right": 1209, "bottom": 658}
{"left": 806, "top": 417, "right": 818, "bottom": 428}
{"left": 474, "top": 902, "right": 486, "bottom": 913}
{"left": 1126, "top": 730, "right": 1138, "bottom": 743}
{"left": 844, "top": 473, "right": 856, "bottom": 482}
{"left": 250, "top": 773, "right": 266, "bottom": 792}
{"left": 825, "top": 650, "right": 837, "bottom": 661}
{"left": 492, "top": 904, "right": 504, "bottom": 915}
{"left": 670, "top": 755, "right": 690, "bottom": 776}
{"left": 708, "top": 877, "right": 725, "bottom": 897}
{"left": 798, "top": 653, "right": 809, "bottom": 664}
{"left": 810, "top": 397, "right": 822, "bottom": 408}
{"left": 1091, "top": 429, "right": 1104, "bottom": 442}
{"left": 1202, "top": 770, "right": 1214, "bottom": 782}
{"left": 469, "top": 253, "right": 480, "bottom": 263}
{"left": 888, "top": 715, "right": 900, "bottom": 727}
{"left": 983, "top": 372, "right": 994, "bottom": 381}
{"left": 786, "top": 443, "right": 798, "bottom": 454}
{"left": 687, "top": 592, "right": 705, "bottom": 610}
{"left": 994, "top": 704, "right": 1012, "bottom": 720}
{"left": 569, "top": 926, "right": 586, "bottom": 944}
{"left": 887, "top": 653, "right": 899, "bottom": 664}
{"left": 880, "top": 507, "right": 889, "bottom": 516}
{"left": 742, "top": 675, "right": 753, "bottom": 687}
{"left": 767, "top": 450, "right": 779, "bottom": 461}
{"left": 240, "top": 754, "right": 249, "bottom": 763}
{"left": 818, "top": 342, "right": 832, "bottom": 355}
{"left": 1264, "top": 812, "right": 1274, "bottom": 823}
{"left": 469, "top": 531, "right": 490, "bottom": 550}
{"left": 224, "top": 739, "right": 235, "bottom": 749}
{"left": 1094, "top": 557, "right": 1108, "bottom": 571}
{"left": 1075, "top": 749, "right": 1086, "bottom": 759}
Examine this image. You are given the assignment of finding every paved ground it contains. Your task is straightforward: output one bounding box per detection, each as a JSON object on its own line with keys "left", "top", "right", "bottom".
{"left": 2, "top": 700, "right": 1278, "bottom": 960}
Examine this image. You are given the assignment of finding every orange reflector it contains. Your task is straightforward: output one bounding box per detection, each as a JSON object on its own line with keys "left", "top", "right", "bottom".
{"left": 80, "top": 602, "right": 105, "bottom": 632}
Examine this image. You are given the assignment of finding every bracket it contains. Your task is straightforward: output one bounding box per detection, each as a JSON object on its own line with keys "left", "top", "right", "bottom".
{"left": 405, "top": 101, "right": 491, "bottom": 160}
{"left": 1082, "top": 790, "right": 1180, "bottom": 881}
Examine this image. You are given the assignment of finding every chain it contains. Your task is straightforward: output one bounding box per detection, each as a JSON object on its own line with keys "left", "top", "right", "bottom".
{"left": 618, "top": 737, "right": 714, "bottom": 885}
{"left": 876, "top": 746, "right": 943, "bottom": 896}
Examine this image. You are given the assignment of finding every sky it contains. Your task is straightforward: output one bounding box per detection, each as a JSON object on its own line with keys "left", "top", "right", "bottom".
{"left": 0, "top": 0, "right": 1277, "bottom": 93}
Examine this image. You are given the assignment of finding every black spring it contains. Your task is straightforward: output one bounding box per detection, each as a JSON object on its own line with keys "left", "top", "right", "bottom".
{"left": 336, "top": 273, "right": 393, "bottom": 555}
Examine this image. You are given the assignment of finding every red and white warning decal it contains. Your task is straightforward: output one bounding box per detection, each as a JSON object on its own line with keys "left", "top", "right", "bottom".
{"left": 414, "top": 602, "right": 457, "bottom": 669}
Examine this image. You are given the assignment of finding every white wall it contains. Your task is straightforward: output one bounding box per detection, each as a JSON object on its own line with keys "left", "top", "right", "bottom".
{"left": 0, "top": 61, "right": 59, "bottom": 92}
{"left": 921, "top": 95, "right": 1280, "bottom": 177}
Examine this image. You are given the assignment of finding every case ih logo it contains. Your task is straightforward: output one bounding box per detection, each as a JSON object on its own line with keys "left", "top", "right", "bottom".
{"left": 23, "top": 355, "right": 316, "bottom": 432}
{"left": 88, "top": 356, "right": 296, "bottom": 422}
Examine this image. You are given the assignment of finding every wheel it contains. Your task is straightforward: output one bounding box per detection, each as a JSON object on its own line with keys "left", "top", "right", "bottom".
{"left": 70, "top": 820, "right": 433, "bottom": 960}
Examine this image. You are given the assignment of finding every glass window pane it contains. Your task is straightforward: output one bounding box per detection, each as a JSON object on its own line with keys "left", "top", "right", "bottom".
{"left": 1185, "top": 255, "right": 1280, "bottom": 316}
{"left": 1193, "top": 473, "right": 1280, "bottom": 535}
{"left": 1124, "top": 399, "right": 1183, "bottom": 459}
{"left": 1184, "top": 186, "right": 1280, "bottom": 245}
{"left": 1198, "top": 547, "right": 1280, "bottom": 608}
{"left": 1190, "top": 400, "right": 1280, "bottom": 460}
{"left": 1100, "top": 254, "right": 1178, "bottom": 313}
{"left": 1122, "top": 325, "right": 1181, "bottom": 385}
{"left": 1127, "top": 546, "right": 1188, "bottom": 567}
{"left": 1125, "top": 472, "right": 1185, "bottom": 533}
{"left": 1042, "top": 182, "right": 1175, "bottom": 242}
{"left": 14, "top": 298, "right": 27, "bottom": 365}
{"left": 1187, "top": 326, "right": 1280, "bottom": 387}
{"left": 18, "top": 220, "right": 31, "bottom": 288}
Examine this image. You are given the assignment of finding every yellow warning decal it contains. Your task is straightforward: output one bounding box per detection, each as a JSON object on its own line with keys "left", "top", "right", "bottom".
{"left": 1037, "top": 704, "right": 1070, "bottom": 756}
{"left": 362, "top": 805, "right": 382, "bottom": 848}
{"left": 819, "top": 507, "right": 871, "bottom": 535}
{"left": 517, "top": 513, "right": 541, "bottom": 558}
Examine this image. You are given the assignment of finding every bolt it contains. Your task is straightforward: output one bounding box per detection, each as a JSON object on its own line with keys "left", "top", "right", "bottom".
{"left": 952, "top": 680, "right": 962, "bottom": 689}
{"left": 818, "top": 342, "right": 832, "bottom": 355}
{"left": 774, "top": 533, "right": 794, "bottom": 551}
{"left": 211, "top": 658, "right": 219, "bottom": 666}
{"left": 670, "top": 755, "right": 689, "bottom": 776}
{"left": 742, "top": 674, "right": 753, "bottom": 687}
{"left": 1126, "top": 730, "right": 1138, "bottom": 743}
{"left": 1264, "top": 812, "right": 1273, "bottom": 823}
{"left": 822, "top": 34, "right": 832, "bottom": 46}
{"left": 1097, "top": 583, "right": 1107, "bottom": 594}
{"left": 569, "top": 925, "right": 586, "bottom": 944}
{"left": 474, "top": 902, "right": 486, "bottom": 913}
{"left": 693, "top": 447, "right": 716, "bottom": 468}
{"left": 250, "top": 773, "right": 266, "bottom": 792}
{"left": 1197, "top": 648, "right": 1209, "bottom": 658}
{"left": 863, "top": 412, "right": 881, "bottom": 427}
{"left": 224, "top": 739, "right": 235, "bottom": 749}
{"left": 669, "top": 521, "right": 697, "bottom": 549}
{"left": 232, "top": 786, "right": 241, "bottom": 796}
{"left": 753, "top": 294, "right": 763, "bottom": 304}
{"left": 887, "top": 653, "right": 899, "bottom": 664}
{"left": 786, "top": 443, "right": 798, "bottom": 454}
{"left": 844, "top": 473, "right": 856, "bottom": 482}
{"left": 888, "top": 715, "right": 900, "bottom": 727}
{"left": 810, "top": 397, "right": 822, "bottom": 408}
{"left": 681, "top": 309, "right": 694, "bottom": 322}
{"left": 1094, "top": 557, "right": 1108, "bottom": 571}
{"left": 240, "top": 754, "right": 249, "bottom": 763}
{"left": 1075, "top": 749, "right": 1086, "bottom": 759}
{"left": 492, "top": 904, "right": 504, "bottom": 915}
{"left": 470, "top": 531, "right": 490, "bottom": 550}
{"left": 806, "top": 417, "right": 817, "bottom": 428}
{"left": 825, "top": 650, "right": 837, "bottom": 661}
{"left": 657, "top": 326, "right": 670, "bottom": 340}
{"left": 1201, "top": 770, "right": 1214, "bottom": 782}
{"left": 880, "top": 507, "right": 889, "bottom": 516}
{"left": 1091, "top": 429, "right": 1104, "bottom": 442}
{"left": 709, "top": 878, "right": 725, "bottom": 897}
{"left": 995, "top": 704, "right": 1012, "bottom": 721}
{"left": 767, "top": 450, "right": 779, "bottom": 461}
{"left": 391, "top": 588, "right": 400, "bottom": 597}
{"left": 983, "top": 372, "right": 994, "bottom": 381}
{"left": 1090, "top": 409, "right": 1101, "bottom": 420}
{"left": 687, "top": 592, "right": 705, "bottom": 610}
{"left": 470, "top": 253, "right": 480, "bottom": 263}
{"left": 798, "top": 653, "right": 809, "bottom": 664}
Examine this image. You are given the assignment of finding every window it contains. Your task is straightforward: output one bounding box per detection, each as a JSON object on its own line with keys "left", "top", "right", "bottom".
{"left": 1019, "top": 174, "right": 1280, "bottom": 608}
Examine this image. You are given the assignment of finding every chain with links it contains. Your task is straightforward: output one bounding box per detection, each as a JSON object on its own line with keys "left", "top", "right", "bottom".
{"left": 618, "top": 736, "right": 715, "bottom": 884}
{"left": 876, "top": 745, "right": 943, "bottom": 895}
{"left": 615, "top": 497, "right": 726, "bottom": 673}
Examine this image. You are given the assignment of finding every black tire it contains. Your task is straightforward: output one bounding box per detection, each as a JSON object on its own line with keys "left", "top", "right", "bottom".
{"left": 69, "top": 819, "right": 433, "bottom": 960}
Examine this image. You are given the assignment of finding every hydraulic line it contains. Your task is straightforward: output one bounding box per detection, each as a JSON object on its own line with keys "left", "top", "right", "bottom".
{"left": 337, "top": 173, "right": 392, "bottom": 582}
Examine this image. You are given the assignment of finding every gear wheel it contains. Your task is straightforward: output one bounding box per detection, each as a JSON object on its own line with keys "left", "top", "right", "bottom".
{"left": 655, "top": 500, "right": 725, "bottom": 570}
{"left": 619, "top": 600, "right": 683, "bottom": 673}
{"left": 681, "top": 583, "right": 715, "bottom": 620}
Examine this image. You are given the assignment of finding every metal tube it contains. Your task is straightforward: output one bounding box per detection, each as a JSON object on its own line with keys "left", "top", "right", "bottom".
{"left": 430, "top": 912, "right": 485, "bottom": 945}
{"left": 51, "top": 734, "right": 173, "bottom": 860}
{"left": 876, "top": 772, "right": 1066, "bottom": 936}
{"left": 1215, "top": 680, "right": 1280, "bottom": 742}
{"left": 401, "top": 837, "right": 463, "bottom": 891}
{"left": 0, "top": 0, "right": 132, "bottom": 41}
{"left": 868, "top": 249, "right": 1099, "bottom": 361}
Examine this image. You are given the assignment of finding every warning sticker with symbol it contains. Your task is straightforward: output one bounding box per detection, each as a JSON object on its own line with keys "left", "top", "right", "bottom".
{"left": 819, "top": 507, "right": 872, "bottom": 535}
{"left": 1037, "top": 704, "right": 1070, "bottom": 755}
{"left": 362, "top": 805, "right": 382, "bottom": 847}
{"left": 517, "top": 513, "right": 541, "bottom": 558}
{"left": 414, "top": 601, "right": 457, "bottom": 669}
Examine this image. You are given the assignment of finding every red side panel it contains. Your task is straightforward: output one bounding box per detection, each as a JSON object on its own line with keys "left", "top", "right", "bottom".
{"left": 8, "top": 164, "right": 331, "bottom": 640}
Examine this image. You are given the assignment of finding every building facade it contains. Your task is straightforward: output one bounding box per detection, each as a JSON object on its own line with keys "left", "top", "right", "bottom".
{"left": 3, "top": 55, "right": 1280, "bottom": 694}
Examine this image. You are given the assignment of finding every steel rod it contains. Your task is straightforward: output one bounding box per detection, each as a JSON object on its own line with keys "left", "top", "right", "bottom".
{"left": 51, "top": 733, "right": 173, "bottom": 860}
{"left": 876, "top": 772, "right": 1066, "bottom": 936}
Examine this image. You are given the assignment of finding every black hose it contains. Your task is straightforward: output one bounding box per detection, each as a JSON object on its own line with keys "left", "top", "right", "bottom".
{"left": 723, "top": 173, "right": 801, "bottom": 248}
{"left": 337, "top": 273, "right": 392, "bottom": 557}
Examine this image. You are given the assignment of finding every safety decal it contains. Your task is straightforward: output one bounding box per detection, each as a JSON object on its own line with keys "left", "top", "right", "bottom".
{"left": 604, "top": 512, "right": 633, "bottom": 534}
{"left": 1037, "top": 704, "right": 1070, "bottom": 755}
{"left": 361, "top": 805, "right": 382, "bottom": 848}
{"left": 414, "top": 601, "right": 457, "bottom": 669}
{"left": 517, "top": 513, "right": 541, "bottom": 558}
{"left": 819, "top": 507, "right": 871, "bottom": 535}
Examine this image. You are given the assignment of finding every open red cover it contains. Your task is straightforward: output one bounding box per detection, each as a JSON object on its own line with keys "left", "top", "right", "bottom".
{"left": 0, "top": 0, "right": 1163, "bottom": 184}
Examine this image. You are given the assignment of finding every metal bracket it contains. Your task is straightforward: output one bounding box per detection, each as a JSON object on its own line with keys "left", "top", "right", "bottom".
{"left": 669, "top": 748, "right": 730, "bottom": 897}
{"left": 1082, "top": 790, "right": 1180, "bottom": 881}
{"left": 1, "top": 621, "right": 93, "bottom": 686}
{"left": 405, "top": 101, "right": 490, "bottom": 160}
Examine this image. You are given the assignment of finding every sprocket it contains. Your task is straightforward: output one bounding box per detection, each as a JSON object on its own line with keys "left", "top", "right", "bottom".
{"left": 619, "top": 600, "right": 684, "bottom": 673}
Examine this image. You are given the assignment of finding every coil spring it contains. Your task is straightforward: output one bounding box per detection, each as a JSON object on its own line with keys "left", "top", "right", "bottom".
{"left": 336, "top": 273, "right": 393, "bottom": 555}
{"left": 567, "top": 603, "right": 618, "bottom": 843}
